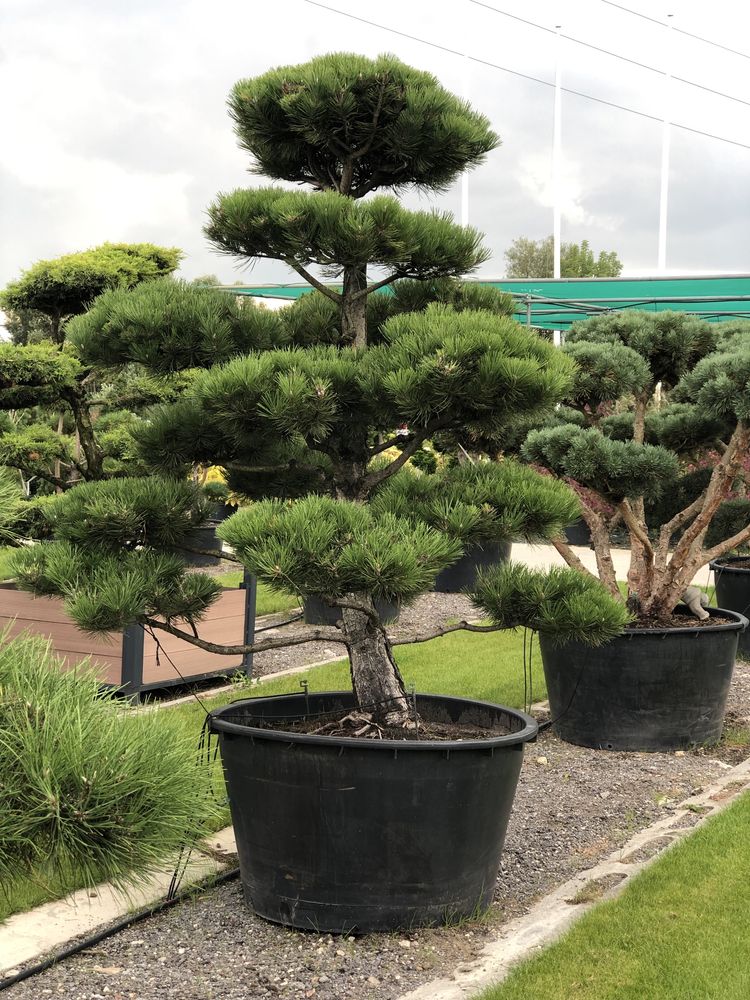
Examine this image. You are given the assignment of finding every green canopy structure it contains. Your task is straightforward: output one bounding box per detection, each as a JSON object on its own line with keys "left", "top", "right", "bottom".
{"left": 219, "top": 274, "right": 750, "bottom": 331}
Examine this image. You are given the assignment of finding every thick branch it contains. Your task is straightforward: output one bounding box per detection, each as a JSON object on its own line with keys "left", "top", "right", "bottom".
{"left": 351, "top": 271, "right": 405, "bottom": 301}
{"left": 143, "top": 617, "right": 349, "bottom": 656}
{"left": 360, "top": 428, "right": 432, "bottom": 494}
{"left": 703, "top": 521, "right": 750, "bottom": 564}
{"left": 285, "top": 261, "right": 341, "bottom": 303}
{"left": 654, "top": 490, "right": 707, "bottom": 571}
{"left": 390, "top": 620, "right": 503, "bottom": 647}
{"left": 550, "top": 536, "right": 598, "bottom": 580}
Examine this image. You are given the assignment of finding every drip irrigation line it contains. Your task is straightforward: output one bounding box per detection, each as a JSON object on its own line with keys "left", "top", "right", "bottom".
{"left": 301, "top": 0, "right": 750, "bottom": 152}
{"left": 471, "top": 1, "right": 750, "bottom": 109}
{"left": 600, "top": 0, "right": 750, "bottom": 63}
{"left": 0, "top": 866, "right": 241, "bottom": 994}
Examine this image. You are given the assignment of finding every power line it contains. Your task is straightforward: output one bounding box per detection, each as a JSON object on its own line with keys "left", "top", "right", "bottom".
{"left": 471, "top": 1, "right": 750, "bottom": 110}
{"left": 601, "top": 1, "right": 750, "bottom": 63}
{"left": 301, "top": 0, "right": 750, "bottom": 152}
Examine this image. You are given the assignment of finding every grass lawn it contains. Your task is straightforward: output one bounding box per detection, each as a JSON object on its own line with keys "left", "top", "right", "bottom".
{"left": 475, "top": 791, "right": 750, "bottom": 1000}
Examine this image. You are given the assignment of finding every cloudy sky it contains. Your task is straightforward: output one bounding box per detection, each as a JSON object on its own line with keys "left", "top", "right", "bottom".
{"left": 1, "top": 0, "right": 749, "bottom": 291}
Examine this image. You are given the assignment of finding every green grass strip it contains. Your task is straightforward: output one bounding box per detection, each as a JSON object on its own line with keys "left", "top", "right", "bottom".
{"left": 475, "top": 791, "right": 750, "bottom": 1000}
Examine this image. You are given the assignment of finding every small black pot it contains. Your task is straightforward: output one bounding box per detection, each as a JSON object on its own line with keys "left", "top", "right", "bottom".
{"left": 433, "top": 540, "right": 512, "bottom": 593}
{"left": 711, "top": 558, "right": 750, "bottom": 660}
{"left": 209, "top": 691, "right": 537, "bottom": 932}
{"left": 563, "top": 518, "right": 591, "bottom": 547}
{"left": 209, "top": 502, "right": 237, "bottom": 523}
{"left": 538, "top": 608, "right": 747, "bottom": 751}
{"left": 302, "top": 595, "right": 400, "bottom": 626}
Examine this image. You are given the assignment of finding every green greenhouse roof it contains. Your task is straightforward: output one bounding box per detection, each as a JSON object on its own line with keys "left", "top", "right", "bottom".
{"left": 217, "top": 274, "right": 750, "bottom": 330}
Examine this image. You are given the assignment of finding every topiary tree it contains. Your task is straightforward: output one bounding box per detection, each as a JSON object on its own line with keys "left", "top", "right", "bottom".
{"left": 519, "top": 310, "right": 750, "bottom": 620}
{"left": 11, "top": 54, "right": 628, "bottom": 729}
{"left": 0, "top": 279, "right": 281, "bottom": 493}
{"left": 1, "top": 243, "right": 183, "bottom": 345}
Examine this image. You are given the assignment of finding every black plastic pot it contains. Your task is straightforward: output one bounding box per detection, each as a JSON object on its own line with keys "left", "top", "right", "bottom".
{"left": 209, "top": 691, "right": 537, "bottom": 932}
{"left": 302, "top": 596, "right": 400, "bottom": 626}
{"left": 711, "top": 558, "right": 750, "bottom": 660}
{"left": 433, "top": 540, "right": 512, "bottom": 593}
{"left": 538, "top": 607, "right": 747, "bottom": 752}
{"left": 210, "top": 502, "right": 237, "bottom": 523}
{"left": 563, "top": 518, "right": 591, "bottom": 547}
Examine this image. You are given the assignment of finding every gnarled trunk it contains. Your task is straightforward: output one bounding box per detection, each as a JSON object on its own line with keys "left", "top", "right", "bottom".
{"left": 341, "top": 593, "right": 409, "bottom": 725}
{"left": 341, "top": 266, "right": 368, "bottom": 349}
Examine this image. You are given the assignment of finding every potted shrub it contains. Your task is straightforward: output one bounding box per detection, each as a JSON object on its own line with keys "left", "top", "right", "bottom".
{"left": 509, "top": 311, "right": 750, "bottom": 751}
{"left": 11, "top": 53, "right": 627, "bottom": 931}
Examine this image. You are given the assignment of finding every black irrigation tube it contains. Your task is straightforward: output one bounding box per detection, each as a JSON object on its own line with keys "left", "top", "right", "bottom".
{"left": 0, "top": 866, "right": 241, "bottom": 993}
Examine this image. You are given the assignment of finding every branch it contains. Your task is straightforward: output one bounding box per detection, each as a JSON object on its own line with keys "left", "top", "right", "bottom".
{"left": 143, "top": 617, "right": 349, "bottom": 656}
{"left": 390, "top": 620, "right": 503, "bottom": 647}
{"left": 654, "top": 490, "right": 707, "bottom": 570}
{"left": 361, "top": 427, "right": 433, "bottom": 493}
{"left": 351, "top": 271, "right": 405, "bottom": 301}
{"left": 703, "top": 521, "right": 750, "bottom": 564}
{"left": 369, "top": 432, "right": 414, "bottom": 457}
{"left": 550, "top": 536, "right": 598, "bottom": 580}
{"left": 175, "top": 543, "right": 243, "bottom": 564}
{"left": 285, "top": 260, "right": 341, "bottom": 303}
{"left": 617, "top": 499, "right": 654, "bottom": 559}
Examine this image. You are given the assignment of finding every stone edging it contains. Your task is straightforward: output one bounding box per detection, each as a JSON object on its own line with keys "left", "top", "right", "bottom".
{"left": 397, "top": 754, "right": 750, "bottom": 1000}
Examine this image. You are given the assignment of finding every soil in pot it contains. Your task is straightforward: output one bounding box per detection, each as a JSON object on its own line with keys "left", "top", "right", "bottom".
{"left": 538, "top": 607, "right": 748, "bottom": 752}
{"left": 208, "top": 691, "right": 537, "bottom": 933}
{"left": 433, "top": 540, "right": 512, "bottom": 593}
{"left": 711, "top": 557, "right": 750, "bottom": 660}
{"left": 302, "top": 594, "right": 400, "bottom": 626}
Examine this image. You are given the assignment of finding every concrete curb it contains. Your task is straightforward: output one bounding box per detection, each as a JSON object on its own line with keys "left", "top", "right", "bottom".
{"left": 0, "top": 829, "right": 238, "bottom": 976}
{"left": 397, "top": 754, "right": 750, "bottom": 1000}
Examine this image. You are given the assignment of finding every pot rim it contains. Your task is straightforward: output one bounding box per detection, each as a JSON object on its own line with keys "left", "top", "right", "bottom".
{"left": 710, "top": 557, "right": 750, "bottom": 574}
{"left": 208, "top": 690, "right": 538, "bottom": 751}
{"left": 542, "top": 606, "right": 748, "bottom": 640}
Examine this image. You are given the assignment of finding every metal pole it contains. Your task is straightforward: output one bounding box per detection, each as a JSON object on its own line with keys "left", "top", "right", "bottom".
{"left": 553, "top": 24, "right": 563, "bottom": 281}
{"left": 657, "top": 14, "right": 674, "bottom": 273}
{"left": 526, "top": 296, "right": 532, "bottom": 327}
{"left": 461, "top": 51, "right": 470, "bottom": 226}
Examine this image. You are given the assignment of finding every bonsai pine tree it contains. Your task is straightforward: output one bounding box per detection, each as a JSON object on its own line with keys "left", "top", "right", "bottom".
{"left": 0, "top": 272, "right": 281, "bottom": 493}
{"left": 520, "top": 310, "right": 750, "bottom": 620}
{"left": 11, "top": 54, "right": 628, "bottom": 728}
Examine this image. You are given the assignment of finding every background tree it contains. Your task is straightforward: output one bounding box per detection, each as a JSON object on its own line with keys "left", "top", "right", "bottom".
{"left": 518, "top": 310, "right": 750, "bottom": 620}
{"left": 13, "top": 53, "right": 627, "bottom": 730}
{"left": 1, "top": 243, "right": 183, "bottom": 345}
{"left": 504, "top": 235, "right": 623, "bottom": 279}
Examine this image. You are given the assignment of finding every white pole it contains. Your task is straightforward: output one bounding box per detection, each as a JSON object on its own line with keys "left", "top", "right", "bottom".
{"left": 657, "top": 14, "right": 674, "bottom": 273}
{"left": 553, "top": 24, "right": 562, "bottom": 283}
{"left": 461, "top": 51, "right": 470, "bottom": 227}
{"left": 552, "top": 24, "right": 563, "bottom": 346}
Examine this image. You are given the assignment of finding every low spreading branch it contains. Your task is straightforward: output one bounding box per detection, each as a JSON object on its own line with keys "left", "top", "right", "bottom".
{"left": 143, "top": 617, "right": 349, "bottom": 655}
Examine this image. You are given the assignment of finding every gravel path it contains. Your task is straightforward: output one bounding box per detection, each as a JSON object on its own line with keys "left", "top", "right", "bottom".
{"left": 9, "top": 661, "right": 750, "bottom": 1000}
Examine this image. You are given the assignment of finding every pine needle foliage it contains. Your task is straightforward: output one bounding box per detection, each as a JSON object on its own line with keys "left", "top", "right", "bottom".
{"left": 218, "top": 495, "right": 462, "bottom": 603}
{"left": 371, "top": 461, "right": 581, "bottom": 545}
{"left": 36, "top": 476, "right": 211, "bottom": 552}
{"left": 566, "top": 311, "right": 717, "bottom": 390}
{"left": 205, "top": 189, "right": 488, "bottom": 279}
{"left": 229, "top": 52, "right": 498, "bottom": 197}
{"left": 68, "top": 279, "right": 286, "bottom": 373}
{"left": 0, "top": 343, "right": 81, "bottom": 408}
{"left": 0, "top": 632, "right": 218, "bottom": 889}
{"left": 472, "top": 564, "right": 631, "bottom": 646}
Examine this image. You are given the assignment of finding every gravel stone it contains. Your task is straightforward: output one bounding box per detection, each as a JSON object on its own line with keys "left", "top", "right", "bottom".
{"left": 6, "top": 663, "right": 749, "bottom": 999}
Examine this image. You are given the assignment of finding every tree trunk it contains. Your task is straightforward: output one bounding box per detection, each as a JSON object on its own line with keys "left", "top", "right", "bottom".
{"left": 341, "top": 594, "right": 409, "bottom": 725}
{"left": 67, "top": 390, "right": 104, "bottom": 480}
{"left": 341, "top": 267, "right": 368, "bottom": 349}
